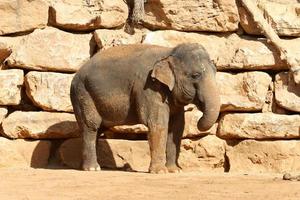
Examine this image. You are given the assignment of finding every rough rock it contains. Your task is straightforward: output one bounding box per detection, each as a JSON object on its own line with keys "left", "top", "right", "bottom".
{"left": 268, "top": 0, "right": 299, "bottom": 3}
{"left": 226, "top": 140, "right": 300, "bottom": 173}
{"left": 217, "top": 72, "right": 272, "bottom": 111}
{"left": 11, "top": 85, "right": 42, "bottom": 112}
{"left": 0, "top": 0, "right": 48, "bottom": 35}
{"left": 239, "top": 1, "right": 300, "bottom": 36}
{"left": 0, "top": 41, "right": 12, "bottom": 63}
{"left": 94, "top": 29, "right": 146, "bottom": 49}
{"left": 275, "top": 72, "right": 300, "bottom": 113}
{"left": 0, "top": 137, "right": 51, "bottom": 169}
{"left": 1, "top": 111, "right": 79, "bottom": 139}
{"left": 0, "top": 69, "right": 24, "bottom": 105}
{"left": 109, "top": 124, "right": 148, "bottom": 134}
{"left": 0, "top": 36, "right": 26, "bottom": 65}
{"left": 261, "top": 87, "right": 291, "bottom": 114}
{"left": 49, "top": 0, "right": 128, "bottom": 31}
{"left": 218, "top": 113, "right": 300, "bottom": 139}
{"left": 59, "top": 136, "right": 226, "bottom": 172}
{"left": 6, "top": 27, "right": 93, "bottom": 72}
{"left": 0, "top": 35, "right": 30, "bottom": 70}
{"left": 143, "top": 30, "right": 299, "bottom": 70}
{"left": 25, "top": 71, "right": 74, "bottom": 112}
{"left": 143, "top": 0, "right": 239, "bottom": 32}
{"left": 0, "top": 107, "right": 8, "bottom": 124}
{"left": 0, "top": 36, "right": 26, "bottom": 50}
{"left": 179, "top": 135, "right": 226, "bottom": 171}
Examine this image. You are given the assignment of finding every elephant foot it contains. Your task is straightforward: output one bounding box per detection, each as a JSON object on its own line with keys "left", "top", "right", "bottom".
{"left": 82, "top": 161, "right": 101, "bottom": 171}
{"left": 166, "top": 164, "right": 182, "bottom": 173}
{"left": 149, "top": 165, "right": 168, "bottom": 174}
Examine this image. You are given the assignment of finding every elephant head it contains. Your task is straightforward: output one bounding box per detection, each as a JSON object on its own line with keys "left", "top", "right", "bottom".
{"left": 151, "top": 43, "right": 220, "bottom": 131}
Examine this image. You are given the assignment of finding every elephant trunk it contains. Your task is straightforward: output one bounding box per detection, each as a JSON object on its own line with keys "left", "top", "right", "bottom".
{"left": 196, "top": 76, "right": 220, "bottom": 131}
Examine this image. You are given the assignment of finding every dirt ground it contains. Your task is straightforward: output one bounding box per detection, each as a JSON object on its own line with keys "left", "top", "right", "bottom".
{"left": 0, "top": 169, "right": 300, "bottom": 200}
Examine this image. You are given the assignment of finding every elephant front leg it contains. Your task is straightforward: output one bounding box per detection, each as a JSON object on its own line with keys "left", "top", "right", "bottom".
{"left": 148, "top": 124, "right": 169, "bottom": 174}
{"left": 137, "top": 92, "right": 170, "bottom": 174}
{"left": 145, "top": 104, "right": 170, "bottom": 174}
{"left": 166, "top": 110, "right": 184, "bottom": 173}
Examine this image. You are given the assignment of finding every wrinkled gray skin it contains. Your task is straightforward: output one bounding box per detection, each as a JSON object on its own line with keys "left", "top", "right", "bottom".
{"left": 70, "top": 43, "right": 220, "bottom": 173}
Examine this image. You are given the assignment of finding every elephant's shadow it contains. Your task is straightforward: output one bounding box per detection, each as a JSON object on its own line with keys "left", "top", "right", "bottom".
{"left": 30, "top": 121, "right": 150, "bottom": 171}
{"left": 54, "top": 137, "right": 127, "bottom": 171}
{"left": 31, "top": 121, "right": 135, "bottom": 171}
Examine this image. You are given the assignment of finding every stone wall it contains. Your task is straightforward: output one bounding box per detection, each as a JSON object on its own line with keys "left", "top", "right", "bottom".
{"left": 0, "top": 0, "right": 299, "bottom": 173}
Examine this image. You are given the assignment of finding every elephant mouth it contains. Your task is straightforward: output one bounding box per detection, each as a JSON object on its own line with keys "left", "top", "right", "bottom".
{"left": 173, "top": 84, "right": 195, "bottom": 106}
{"left": 193, "top": 96, "right": 204, "bottom": 111}
{"left": 175, "top": 96, "right": 194, "bottom": 106}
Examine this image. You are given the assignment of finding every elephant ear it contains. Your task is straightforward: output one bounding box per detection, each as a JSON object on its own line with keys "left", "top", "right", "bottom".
{"left": 151, "top": 57, "right": 175, "bottom": 91}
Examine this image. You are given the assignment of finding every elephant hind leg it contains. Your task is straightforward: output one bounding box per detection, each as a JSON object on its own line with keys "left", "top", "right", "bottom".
{"left": 70, "top": 78, "right": 102, "bottom": 171}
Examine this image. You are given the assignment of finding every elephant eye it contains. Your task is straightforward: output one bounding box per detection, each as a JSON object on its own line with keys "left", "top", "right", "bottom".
{"left": 191, "top": 72, "right": 201, "bottom": 79}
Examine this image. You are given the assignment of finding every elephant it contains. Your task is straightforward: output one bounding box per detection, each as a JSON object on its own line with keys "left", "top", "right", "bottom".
{"left": 70, "top": 43, "right": 220, "bottom": 173}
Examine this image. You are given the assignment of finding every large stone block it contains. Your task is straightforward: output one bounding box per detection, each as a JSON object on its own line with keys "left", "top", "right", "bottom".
{"left": 59, "top": 135, "right": 226, "bottom": 172}
{"left": 1, "top": 111, "right": 79, "bottom": 139}
{"left": 143, "top": 31, "right": 300, "bottom": 70}
{"left": 25, "top": 71, "right": 74, "bottom": 112}
{"left": 0, "top": 0, "right": 48, "bottom": 35}
{"left": 226, "top": 140, "right": 300, "bottom": 173}
{"left": 275, "top": 72, "right": 300, "bottom": 113}
{"left": 49, "top": 0, "right": 128, "bottom": 31}
{"left": 0, "top": 69, "right": 24, "bottom": 105}
{"left": 179, "top": 135, "right": 226, "bottom": 172}
{"left": 0, "top": 137, "right": 51, "bottom": 169}
{"left": 6, "top": 27, "right": 93, "bottom": 72}
{"left": 239, "top": 0, "right": 300, "bottom": 36}
{"left": 94, "top": 29, "right": 145, "bottom": 49}
{"left": 143, "top": 0, "right": 239, "bottom": 32}
{"left": 218, "top": 113, "right": 300, "bottom": 139}
{"left": 217, "top": 72, "right": 272, "bottom": 112}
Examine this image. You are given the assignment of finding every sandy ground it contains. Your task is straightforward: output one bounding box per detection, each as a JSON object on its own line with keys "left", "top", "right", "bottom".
{"left": 0, "top": 169, "right": 300, "bottom": 200}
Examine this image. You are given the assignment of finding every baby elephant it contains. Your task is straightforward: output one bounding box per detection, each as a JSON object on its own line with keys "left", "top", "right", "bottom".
{"left": 70, "top": 43, "right": 220, "bottom": 173}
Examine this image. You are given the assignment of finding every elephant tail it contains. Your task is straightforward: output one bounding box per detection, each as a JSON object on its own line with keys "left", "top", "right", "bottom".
{"left": 70, "top": 74, "right": 101, "bottom": 131}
